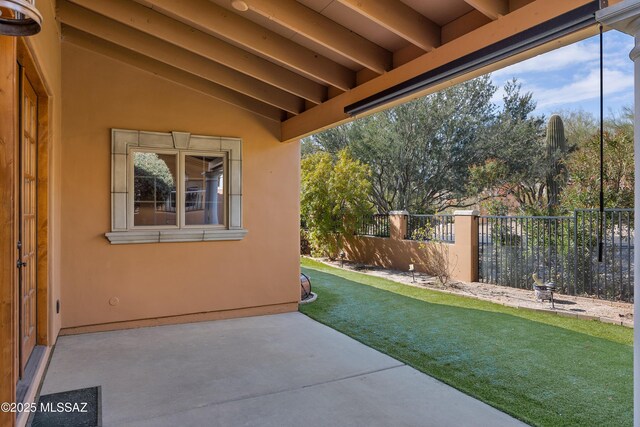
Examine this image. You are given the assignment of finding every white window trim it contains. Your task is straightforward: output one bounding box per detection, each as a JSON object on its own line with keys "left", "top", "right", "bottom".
{"left": 106, "top": 129, "right": 246, "bottom": 244}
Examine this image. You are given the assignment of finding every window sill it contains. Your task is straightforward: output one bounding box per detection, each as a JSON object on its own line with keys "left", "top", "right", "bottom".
{"left": 105, "top": 228, "right": 248, "bottom": 244}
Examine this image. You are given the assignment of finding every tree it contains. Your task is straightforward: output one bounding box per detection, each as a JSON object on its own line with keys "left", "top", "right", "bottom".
{"left": 133, "top": 152, "right": 175, "bottom": 202}
{"left": 560, "top": 108, "right": 634, "bottom": 209}
{"left": 304, "top": 75, "right": 499, "bottom": 213}
{"left": 301, "top": 124, "right": 350, "bottom": 157}
{"left": 559, "top": 109, "right": 599, "bottom": 149}
{"left": 468, "top": 79, "right": 547, "bottom": 214}
{"left": 301, "top": 149, "right": 373, "bottom": 258}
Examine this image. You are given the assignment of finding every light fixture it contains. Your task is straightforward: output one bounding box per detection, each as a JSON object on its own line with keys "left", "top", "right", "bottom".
{"left": 0, "top": 0, "right": 43, "bottom": 36}
{"left": 231, "top": 0, "right": 248, "bottom": 12}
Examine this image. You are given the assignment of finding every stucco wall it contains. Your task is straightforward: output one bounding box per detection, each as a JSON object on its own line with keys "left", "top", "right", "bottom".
{"left": 344, "top": 213, "right": 478, "bottom": 283}
{"left": 60, "top": 42, "right": 300, "bottom": 329}
{"left": 345, "top": 236, "right": 462, "bottom": 278}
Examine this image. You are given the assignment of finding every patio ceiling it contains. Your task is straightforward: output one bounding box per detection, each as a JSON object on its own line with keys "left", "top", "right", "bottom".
{"left": 57, "top": 0, "right": 608, "bottom": 141}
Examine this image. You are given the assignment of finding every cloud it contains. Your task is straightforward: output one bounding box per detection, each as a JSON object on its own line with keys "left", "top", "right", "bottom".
{"left": 529, "top": 67, "right": 633, "bottom": 109}
{"left": 489, "top": 32, "right": 634, "bottom": 116}
{"left": 492, "top": 42, "right": 600, "bottom": 77}
{"left": 490, "top": 86, "right": 506, "bottom": 105}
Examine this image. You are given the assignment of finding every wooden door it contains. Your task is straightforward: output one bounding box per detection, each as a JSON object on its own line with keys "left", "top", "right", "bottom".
{"left": 19, "top": 72, "right": 37, "bottom": 372}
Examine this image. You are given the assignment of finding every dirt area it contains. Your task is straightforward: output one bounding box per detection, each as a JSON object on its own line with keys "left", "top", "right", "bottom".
{"left": 314, "top": 258, "right": 633, "bottom": 328}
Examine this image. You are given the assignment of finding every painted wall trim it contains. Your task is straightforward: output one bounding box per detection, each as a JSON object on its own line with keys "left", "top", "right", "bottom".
{"left": 454, "top": 210, "right": 480, "bottom": 216}
{"left": 105, "top": 228, "right": 248, "bottom": 244}
{"left": 108, "top": 128, "right": 245, "bottom": 243}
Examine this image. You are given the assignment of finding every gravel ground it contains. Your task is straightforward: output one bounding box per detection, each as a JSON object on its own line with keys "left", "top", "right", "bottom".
{"left": 313, "top": 258, "right": 633, "bottom": 328}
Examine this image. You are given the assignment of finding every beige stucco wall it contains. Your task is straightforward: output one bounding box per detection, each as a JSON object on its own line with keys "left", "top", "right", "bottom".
{"left": 60, "top": 42, "right": 300, "bottom": 329}
{"left": 345, "top": 236, "right": 463, "bottom": 279}
{"left": 344, "top": 213, "right": 479, "bottom": 283}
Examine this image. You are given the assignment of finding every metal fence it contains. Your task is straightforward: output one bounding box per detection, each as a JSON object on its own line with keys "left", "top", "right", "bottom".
{"left": 574, "top": 209, "right": 634, "bottom": 301}
{"left": 479, "top": 209, "right": 634, "bottom": 302}
{"left": 356, "top": 213, "right": 390, "bottom": 237}
{"left": 405, "top": 214, "right": 455, "bottom": 242}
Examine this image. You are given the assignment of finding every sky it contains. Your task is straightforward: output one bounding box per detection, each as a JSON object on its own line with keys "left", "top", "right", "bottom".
{"left": 490, "top": 31, "right": 634, "bottom": 119}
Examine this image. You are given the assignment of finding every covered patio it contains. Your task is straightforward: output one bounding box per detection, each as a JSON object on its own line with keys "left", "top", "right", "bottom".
{"left": 40, "top": 313, "right": 524, "bottom": 426}
{"left": 1, "top": 0, "right": 639, "bottom": 426}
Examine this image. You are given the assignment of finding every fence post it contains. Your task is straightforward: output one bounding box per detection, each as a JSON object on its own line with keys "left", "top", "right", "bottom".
{"left": 389, "top": 210, "right": 408, "bottom": 241}
{"left": 454, "top": 210, "right": 479, "bottom": 282}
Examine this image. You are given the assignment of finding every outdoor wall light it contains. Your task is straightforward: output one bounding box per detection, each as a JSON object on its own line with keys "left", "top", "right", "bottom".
{"left": 0, "top": 0, "right": 43, "bottom": 36}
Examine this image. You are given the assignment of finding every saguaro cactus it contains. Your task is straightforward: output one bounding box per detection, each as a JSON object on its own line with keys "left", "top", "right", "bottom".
{"left": 546, "top": 114, "right": 568, "bottom": 210}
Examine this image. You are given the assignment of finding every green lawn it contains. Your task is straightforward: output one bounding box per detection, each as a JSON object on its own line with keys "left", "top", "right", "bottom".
{"left": 300, "top": 258, "right": 632, "bottom": 427}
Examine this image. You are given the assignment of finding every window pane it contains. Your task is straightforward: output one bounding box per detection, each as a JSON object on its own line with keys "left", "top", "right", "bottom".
{"left": 133, "top": 152, "right": 177, "bottom": 226}
{"left": 184, "top": 155, "right": 225, "bottom": 226}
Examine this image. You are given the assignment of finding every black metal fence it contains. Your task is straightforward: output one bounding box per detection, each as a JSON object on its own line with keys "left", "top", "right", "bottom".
{"left": 574, "top": 209, "right": 634, "bottom": 301}
{"left": 405, "top": 214, "right": 455, "bottom": 242}
{"left": 356, "top": 213, "right": 390, "bottom": 237}
{"left": 479, "top": 209, "right": 634, "bottom": 302}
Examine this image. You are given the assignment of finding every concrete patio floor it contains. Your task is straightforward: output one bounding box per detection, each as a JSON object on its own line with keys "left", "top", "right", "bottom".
{"left": 40, "top": 312, "right": 526, "bottom": 426}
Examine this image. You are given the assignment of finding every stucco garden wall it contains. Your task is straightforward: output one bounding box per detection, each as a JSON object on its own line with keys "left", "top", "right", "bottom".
{"left": 344, "top": 212, "right": 478, "bottom": 283}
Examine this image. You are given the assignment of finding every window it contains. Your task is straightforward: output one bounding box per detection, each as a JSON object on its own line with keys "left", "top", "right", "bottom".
{"left": 132, "top": 151, "right": 178, "bottom": 227}
{"left": 182, "top": 154, "right": 225, "bottom": 226}
{"left": 107, "top": 129, "right": 246, "bottom": 244}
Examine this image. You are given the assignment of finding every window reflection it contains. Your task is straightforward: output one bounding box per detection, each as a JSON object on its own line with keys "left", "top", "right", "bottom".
{"left": 133, "top": 152, "right": 177, "bottom": 226}
{"left": 184, "top": 155, "right": 225, "bottom": 226}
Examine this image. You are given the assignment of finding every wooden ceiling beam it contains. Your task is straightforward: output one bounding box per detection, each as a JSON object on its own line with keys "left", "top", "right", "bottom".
{"left": 336, "top": 0, "right": 441, "bottom": 52}
{"left": 281, "top": 0, "right": 598, "bottom": 142}
{"left": 65, "top": 0, "right": 326, "bottom": 104}
{"left": 464, "top": 0, "right": 510, "bottom": 20}
{"left": 442, "top": 10, "right": 492, "bottom": 44}
{"left": 58, "top": 1, "right": 303, "bottom": 114}
{"left": 62, "top": 27, "right": 283, "bottom": 122}
{"left": 245, "top": 0, "right": 392, "bottom": 74}
{"left": 134, "top": 0, "right": 355, "bottom": 91}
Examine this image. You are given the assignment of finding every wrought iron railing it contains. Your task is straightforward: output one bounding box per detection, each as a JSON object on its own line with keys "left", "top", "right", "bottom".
{"left": 478, "top": 209, "right": 634, "bottom": 302}
{"left": 478, "top": 215, "right": 573, "bottom": 292}
{"left": 574, "top": 209, "right": 634, "bottom": 301}
{"left": 356, "top": 213, "right": 390, "bottom": 237}
{"left": 405, "top": 214, "right": 455, "bottom": 243}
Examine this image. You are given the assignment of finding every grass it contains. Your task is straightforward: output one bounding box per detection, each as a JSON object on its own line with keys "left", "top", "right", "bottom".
{"left": 300, "top": 258, "right": 632, "bottom": 427}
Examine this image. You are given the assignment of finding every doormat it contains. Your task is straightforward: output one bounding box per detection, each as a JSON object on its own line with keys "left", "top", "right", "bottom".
{"left": 31, "top": 386, "right": 101, "bottom": 427}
